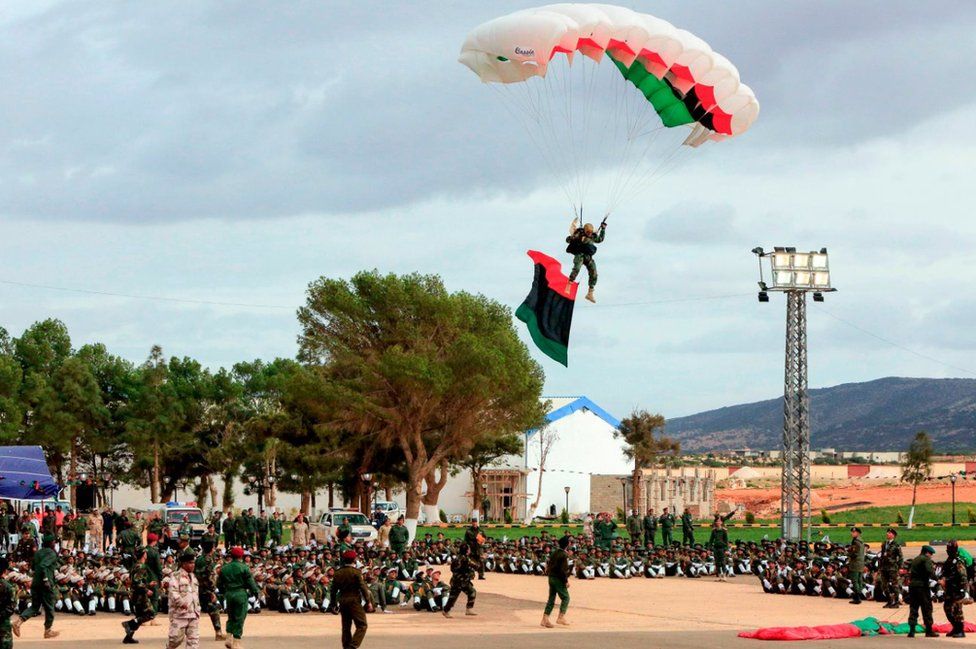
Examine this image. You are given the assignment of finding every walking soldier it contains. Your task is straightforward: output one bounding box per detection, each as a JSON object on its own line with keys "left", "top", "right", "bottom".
{"left": 167, "top": 551, "right": 201, "bottom": 649}
{"left": 442, "top": 543, "right": 477, "bottom": 618}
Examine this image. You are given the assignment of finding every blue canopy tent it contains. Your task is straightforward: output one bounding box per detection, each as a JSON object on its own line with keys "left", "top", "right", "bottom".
{"left": 0, "top": 446, "right": 60, "bottom": 499}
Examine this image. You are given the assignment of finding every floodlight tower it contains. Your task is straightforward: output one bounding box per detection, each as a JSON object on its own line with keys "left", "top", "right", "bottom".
{"left": 752, "top": 246, "right": 835, "bottom": 542}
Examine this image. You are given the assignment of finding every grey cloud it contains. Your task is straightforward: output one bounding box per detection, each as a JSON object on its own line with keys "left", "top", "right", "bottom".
{"left": 644, "top": 202, "right": 740, "bottom": 244}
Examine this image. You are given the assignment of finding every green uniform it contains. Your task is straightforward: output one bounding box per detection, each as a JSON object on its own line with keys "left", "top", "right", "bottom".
{"left": 269, "top": 518, "right": 283, "bottom": 546}
{"left": 642, "top": 514, "right": 657, "bottom": 547}
{"left": 222, "top": 515, "right": 236, "bottom": 547}
{"left": 709, "top": 527, "right": 729, "bottom": 575}
{"left": 145, "top": 545, "right": 163, "bottom": 611}
{"left": 218, "top": 559, "right": 258, "bottom": 640}
{"left": 20, "top": 546, "right": 59, "bottom": 629}
{"left": 389, "top": 524, "right": 410, "bottom": 554}
{"left": 907, "top": 553, "right": 936, "bottom": 633}
{"left": 127, "top": 562, "right": 156, "bottom": 630}
{"left": 255, "top": 516, "right": 269, "bottom": 548}
{"left": 943, "top": 554, "right": 968, "bottom": 634}
{"left": 879, "top": 539, "right": 903, "bottom": 606}
{"left": 847, "top": 537, "right": 864, "bottom": 603}
{"left": 463, "top": 526, "right": 486, "bottom": 579}
{"left": 234, "top": 516, "right": 250, "bottom": 549}
{"left": 544, "top": 547, "right": 570, "bottom": 616}
{"left": 659, "top": 513, "right": 675, "bottom": 547}
{"left": 681, "top": 512, "right": 695, "bottom": 546}
{"left": 626, "top": 515, "right": 642, "bottom": 542}
{"left": 0, "top": 578, "right": 16, "bottom": 649}
{"left": 330, "top": 566, "right": 370, "bottom": 649}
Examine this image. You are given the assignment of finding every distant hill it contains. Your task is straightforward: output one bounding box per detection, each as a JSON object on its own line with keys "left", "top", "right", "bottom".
{"left": 665, "top": 377, "right": 976, "bottom": 452}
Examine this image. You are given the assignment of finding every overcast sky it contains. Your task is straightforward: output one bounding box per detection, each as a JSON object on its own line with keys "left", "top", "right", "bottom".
{"left": 2, "top": 1, "right": 976, "bottom": 421}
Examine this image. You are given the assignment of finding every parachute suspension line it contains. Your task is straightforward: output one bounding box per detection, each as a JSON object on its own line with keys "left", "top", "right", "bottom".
{"left": 489, "top": 83, "right": 576, "bottom": 209}
{"left": 612, "top": 142, "right": 694, "bottom": 213}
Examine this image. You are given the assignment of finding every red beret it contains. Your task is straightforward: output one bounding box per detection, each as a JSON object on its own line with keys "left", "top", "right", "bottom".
{"left": 341, "top": 550, "right": 357, "bottom": 561}
{"left": 146, "top": 533, "right": 158, "bottom": 543}
{"left": 230, "top": 546, "right": 245, "bottom": 559}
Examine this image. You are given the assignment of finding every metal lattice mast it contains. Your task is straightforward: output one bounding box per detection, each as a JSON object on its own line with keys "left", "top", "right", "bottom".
{"left": 781, "top": 291, "right": 811, "bottom": 541}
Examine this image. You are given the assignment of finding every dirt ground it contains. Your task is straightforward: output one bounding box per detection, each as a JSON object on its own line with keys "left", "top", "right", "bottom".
{"left": 12, "top": 571, "right": 976, "bottom": 648}
{"left": 717, "top": 482, "right": 976, "bottom": 518}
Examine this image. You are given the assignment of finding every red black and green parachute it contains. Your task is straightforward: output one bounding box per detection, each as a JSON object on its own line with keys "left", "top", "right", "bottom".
{"left": 515, "top": 251, "right": 578, "bottom": 366}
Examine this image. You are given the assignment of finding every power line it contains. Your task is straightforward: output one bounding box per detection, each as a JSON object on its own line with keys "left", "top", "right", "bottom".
{"left": 819, "top": 308, "right": 976, "bottom": 377}
{"left": 0, "top": 279, "right": 294, "bottom": 311}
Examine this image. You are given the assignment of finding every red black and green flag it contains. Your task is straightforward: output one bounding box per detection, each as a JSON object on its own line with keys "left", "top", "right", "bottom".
{"left": 515, "top": 250, "right": 578, "bottom": 367}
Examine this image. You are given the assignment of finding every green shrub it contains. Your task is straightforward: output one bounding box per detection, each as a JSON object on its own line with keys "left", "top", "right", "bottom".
{"left": 896, "top": 511, "right": 905, "bottom": 525}
{"left": 821, "top": 509, "right": 831, "bottom": 524}
{"left": 967, "top": 508, "right": 976, "bottom": 524}
{"left": 616, "top": 507, "right": 625, "bottom": 522}
{"left": 744, "top": 511, "right": 755, "bottom": 525}
{"left": 560, "top": 508, "right": 569, "bottom": 524}
{"left": 503, "top": 509, "right": 513, "bottom": 524}
{"left": 439, "top": 509, "right": 447, "bottom": 523}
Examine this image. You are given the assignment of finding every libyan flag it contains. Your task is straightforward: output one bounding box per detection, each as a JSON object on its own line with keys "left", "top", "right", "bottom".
{"left": 515, "top": 250, "right": 579, "bottom": 366}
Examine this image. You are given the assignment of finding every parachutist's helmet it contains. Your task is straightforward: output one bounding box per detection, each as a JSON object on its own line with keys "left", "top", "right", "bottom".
{"left": 946, "top": 540, "right": 958, "bottom": 556}
{"left": 583, "top": 223, "right": 594, "bottom": 235}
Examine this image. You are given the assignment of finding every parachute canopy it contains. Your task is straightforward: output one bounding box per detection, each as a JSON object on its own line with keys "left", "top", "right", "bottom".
{"left": 459, "top": 3, "right": 759, "bottom": 142}
{"left": 459, "top": 4, "right": 759, "bottom": 212}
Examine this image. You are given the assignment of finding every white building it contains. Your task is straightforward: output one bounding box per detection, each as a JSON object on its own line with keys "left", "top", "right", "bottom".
{"left": 407, "top": 396, "right": 626, "bottom": 522}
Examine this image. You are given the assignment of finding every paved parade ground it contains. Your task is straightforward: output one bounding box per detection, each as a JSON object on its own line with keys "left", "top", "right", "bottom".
{"left": 13, "top": 571, "right": 975, "bottom": 648}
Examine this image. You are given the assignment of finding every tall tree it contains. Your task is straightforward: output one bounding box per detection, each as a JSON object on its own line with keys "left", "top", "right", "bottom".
{"left": 901, "top": 431, "right": 933, "bottom": 529}
{"left": 14, "top": 319, "right": 72, "bottom": 437}
{"left": 0, "top": 354, "right": 23, "bottom": 444}
{"left": 525, "top": 424, "right": 558, "bottom": 524}
{"left": 297, "top": 271, "right": 545, "bottom": 538}
{"left": 615, "top": 409, "right": 677, "bottom": 516}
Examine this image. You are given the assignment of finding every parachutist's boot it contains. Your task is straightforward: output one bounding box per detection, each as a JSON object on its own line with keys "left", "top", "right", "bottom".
{"left": 585, "top": 288, "right": 595, "bottom": 303}
{"left": 924, "top": 627, "right": 940, "bottom": 638}
{"left": 557, "top": 613, "right": 570, "bottom": 626}
{"left": 541, "top": 614, "right": 554, "bottom": 628}
{"left": 11, "top": 616, "right": 22, "bottom": 637}
{"left": 44, "top": 628, "right": 60, "bottom": 639}
{"left": 215, "top": 629, "right": 227, "bottom": 641}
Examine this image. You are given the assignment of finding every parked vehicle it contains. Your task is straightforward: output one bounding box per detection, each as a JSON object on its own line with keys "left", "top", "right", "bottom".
{"left": 146, "top": 504, "right": 207, "bottom": 543}
{"left": 372, "top": 500, "right": 400, "bottom": 523}
{"left": 309, "top": 509, "right": 377, "bottom": 543}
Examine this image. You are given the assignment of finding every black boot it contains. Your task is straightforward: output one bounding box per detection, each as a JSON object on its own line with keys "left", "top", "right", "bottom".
{"left": 122, "top": 621, "right": 138, "bottom": 644}
{"left": 924, "top": 627, "right": 940, "bottom": 638}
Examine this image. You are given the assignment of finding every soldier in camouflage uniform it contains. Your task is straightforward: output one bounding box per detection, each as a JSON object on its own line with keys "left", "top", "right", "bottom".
{"left": 0, "top": 557, "right": 16, "bottom": 649}
{"left": 942, "top": 540, "right": 969, "bottom": 638}
{"left": 122, "top": 548, "right": 157, "bottom": 644}
{"left": 195, "top": 540, "right": 225, "bottom": 641}
{"left": 441, "top": 543, "right": 477, "bottom": 618}
{"left": 167, "top": 551, "right": 201, "bottom": 649}
{"left": 878, "top": 528, "right": 903, "bottom": 608}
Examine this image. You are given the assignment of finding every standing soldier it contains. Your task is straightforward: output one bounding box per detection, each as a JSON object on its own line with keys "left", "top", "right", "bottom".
{"left": 463, "top": 518, "right": 486, "bottom": 580}
{"left": 330, "top": 550, "right": 370, "bottom": 649}
{"left": 195, "top": 540, "right": 226, "bottom": 642}
{"left": 0, "top": 556, "right": 17, "bottom": 648}
{"left": 626, "top": 510, "right": 642, "bottom": 543}
{"left": 121, "top": 548, "right": 156, "bottom": 644}
{"left": 269, "top": 513, "right": 283, "bottom": 548}
{"left": 118, "top": 520, "right": 142, "bottom": 570}
{"left": 907, "top": 545, "right": 939, "bottom": 638}
{"left": 541, "top": 535, "right": 571, "bottom": 628}
{"left": 389, "top": 516, "right": 410, "bottom": 555}
{"left": 12, "top": 533, "right": 60, "bottom": 639}
{"left": 879, "top": 528, "right": 903, "bottom": 608}
{"left": 847, "top": 527, "right": 864, "bottom": 605}
{"left": 681, "top": 508, "right": 695, "bottom": 547}
{"left": 942, "top": 540, "right": 968, "bottom": 638}
{"left": 218, "top": 547, "right": 259, "bottom": 649}
{"left": 255, "top": 511, "right": 269, "bottom": 550}
{"left": 442, "top": 543, "right": 477, "bottom": 618}
{"left": 222, "top": 511, "right": 236, "bottom": 549}
{"left": 234, "top": 513, "right": 250, "bottom": 552}
{"left": 643, "top": 508, "right": 657, "bottom": 547}
{"left": 168, "top": 551, "right": 201, "bottom": 649}
{"left": 659, "top": 508, "right": 675, "bottom": 548}
{"left": 709, "top": 516, "right": 730, "bottom": 582}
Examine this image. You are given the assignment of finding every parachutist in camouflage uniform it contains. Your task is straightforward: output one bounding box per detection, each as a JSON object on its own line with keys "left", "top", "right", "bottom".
{"left": 442, "top": 543, "right": 477, "bottom": 618}
{"left": 566, "top": 217, "right": 607, "bottom": 303}
{"left": 942, "top": 540, "right": 968, "bottom": 638}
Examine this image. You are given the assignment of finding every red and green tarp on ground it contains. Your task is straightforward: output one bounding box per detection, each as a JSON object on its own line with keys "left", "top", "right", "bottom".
{"left": 740, "top": 617, "right": 976, "bottom": 641}
{"left": 515, "top": 251, "right": 578, "bottom": 366}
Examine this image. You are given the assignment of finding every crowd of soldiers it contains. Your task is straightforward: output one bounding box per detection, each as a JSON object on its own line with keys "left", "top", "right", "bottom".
{"left": 1, "top": 504, "right": 972, "bottom": 646}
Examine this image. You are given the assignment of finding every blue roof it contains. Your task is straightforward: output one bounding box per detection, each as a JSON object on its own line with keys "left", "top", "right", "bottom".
{"left": 541, "top": 396, "right": 620, "bottom": 429}
{"left": 0, "top": 446, "right": 60, "bottom": 500}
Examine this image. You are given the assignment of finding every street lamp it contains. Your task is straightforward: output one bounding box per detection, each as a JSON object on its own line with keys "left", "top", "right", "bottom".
{"left": 950, "top": 474, "right": 957, "bottom": 526}
{"left": 753, "top": 246, "right": 836, "bottom": 542}
{"left": 564, "top": 486, "right": 570, "bottom": 518}
{"left": 481, "top": 481, "right": 488, "bottom": 522}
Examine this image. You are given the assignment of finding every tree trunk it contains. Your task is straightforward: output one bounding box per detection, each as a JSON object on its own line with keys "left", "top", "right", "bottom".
{"left": 68, "top": 437, "right": 78, "bottom": 509}
{"left": 471, "top": 468, "right": 483, "bottom": 520}
{"left": 194, "top": 476, "right": 209, "bottom": 507}
{"left": 300, "top": 491, "right": 311, "bottom": 515}
{"left": 266, "top": 455, "right": 277, "bottom": 507}
{"left": 385, "top": 486, "right": 392, "bottom": 501}
{"left": 208, "top": 477, "right": 218, "bottom": 509}
{"left": 631, "top": 459, "right": 642, "bottom": 517}
{"left": 151, "top": 439, "right": 161, "bottom": 503}
{"left": 525, "top": 466, "right": 545, "bottom": 525}
{"left": 328, "top": 483, "right": 334, "bottom": 509}
{"left": 404, "top": 476, "right": 424, "bottom": 542}
{"left": 221, "top": 471, "right": 236, "bottom": 510}
{"left": 908, "top": 484, "right": 918, "bottom": 529}
{"left": 422, "top": 461, "right": 450, "bottom": 523}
